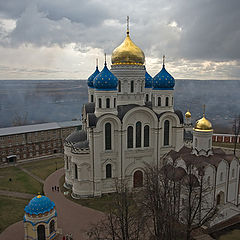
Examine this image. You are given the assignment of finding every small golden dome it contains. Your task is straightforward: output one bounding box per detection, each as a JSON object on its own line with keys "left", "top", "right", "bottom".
{"left": 185, "top": 110, "right": 191, "bottom": 118}
{"left": 194, "top": 116, "right": 213, "bottom": 132}
{"left": 111, "top": 33, "right": 145, "bottom": 65}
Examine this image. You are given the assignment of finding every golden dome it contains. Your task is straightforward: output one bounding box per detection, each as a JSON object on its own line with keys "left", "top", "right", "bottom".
{"left": 185, "top": 110, "right": 191, "bottom": 118}
{"left": 111, "top": 32, "right": 145, "bottom": 65}
{"left": 194, "top": 115, "right": 213, "bottom": 132}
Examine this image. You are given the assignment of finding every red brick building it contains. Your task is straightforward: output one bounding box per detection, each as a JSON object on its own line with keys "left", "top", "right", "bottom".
{"left": 0, "top": 120, "right": 81, "bottom": 164}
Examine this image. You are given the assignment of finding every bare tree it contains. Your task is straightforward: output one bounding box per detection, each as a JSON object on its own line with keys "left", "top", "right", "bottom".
{"left": 142, "top": 163, "right": 184, "bottom": 240}
{"left": 232, "top": 115, "right": 240, "bottom": 156}
{"left": 181, "top": 165, "right": 218, "bottom": 240}
{"left": 87, "top": 180, "right": 147, "bottom": 240}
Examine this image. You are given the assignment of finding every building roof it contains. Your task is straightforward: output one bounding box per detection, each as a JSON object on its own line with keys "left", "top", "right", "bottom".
{"left": 24, "top": 195, "right": 55, "bottom": 215}
{"left": 0, "top": 120, "right": 82, "bottom": 136}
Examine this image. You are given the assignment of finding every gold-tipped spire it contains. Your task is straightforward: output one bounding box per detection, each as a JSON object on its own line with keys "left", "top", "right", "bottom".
{"left": 127, "top": 16, "right": 129, "bottom": 35}
{"left": 111, "top": 16, "right": 145, "bottom": 65}
{"left": 194, "top": 105, "right": 213, "bottom": 132}
{"left": 163, "top": 55, "right": 165, "bottom": 67}
{"left": 185, "top": 109, "right": 191, "bottom": 118}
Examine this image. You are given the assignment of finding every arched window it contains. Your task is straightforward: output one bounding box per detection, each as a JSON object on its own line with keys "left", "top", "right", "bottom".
{"left": 208, "top": 139, "right": 211, "bottom": 148}
{"left": 144, "top": 125, "right": 150, "bottom": 147}
{"left": 166, "top": 97, "right": 169, "bottom": 106}
{"left": 146, "top": 94, "right": 149, "bottom": 102}
{"left": 37, "top": 225, "right": 46, "bottom": 240}
{"left": 158, "top": 97, "right": 161, "bottom": 106}
{"left": 118, "top": 81, "right": 121, "bottom": 92}
{"left": 114, "top": 98, "right": 116, "bottom": 108}
{"left": 98, "top": 98, "right": 102, "bottom": 108}
{"left": 50, "top": 220, "right": 55, "bottom": 234}
{"left": 195, "top": 138, "right": 198, "bottom": 148}
{"left": 136, "top": 121, "right": 142, "bottom": 148}
{"left": 106, "top": 98, "right": 110, "bottom": 108}
{"left": 74, "top": 164, "right": 78, "bottom": 179}
{"left": 105, "top": 123, "right": 112, "bottom": 150}
{"left": 127, "top": 126, "right": 133, "bottom": 148}
{"left": 106, "top": 164, "right": 112, "bottom": 178}
{"left": 133, "top": 170, "right": 143, "bottom": 188}
{"left": 220, "top": 172, "right": 223, "bottom": 182}
{"left": 131, "top": 81, "right": 134, "bottom": 93}
{"left": 91, "top": 95, "right": 94, "bottom": 103}
{"left": 232, "top": 168, "right": 235, "bottom": 178}
{"left": 164, "top": 120, "right": 170, "bottom": 146}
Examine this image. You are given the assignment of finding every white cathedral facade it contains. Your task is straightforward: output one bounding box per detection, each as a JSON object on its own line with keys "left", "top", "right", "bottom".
{"left": 63, "top": 24, "right": 240, "bottom": 225}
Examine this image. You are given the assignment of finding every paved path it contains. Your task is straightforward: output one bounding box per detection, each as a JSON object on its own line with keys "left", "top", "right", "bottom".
{"left": 0, "top": 168, "right": 104, "bottom": 240}
{"left": 17, "top": 165, "right": 45, "bottom": 184}
{"left": 0, "top": 190, "right": 34, "bottom": 199}
{"left": 44, "top": 168, "right": 104, "bottom": 239}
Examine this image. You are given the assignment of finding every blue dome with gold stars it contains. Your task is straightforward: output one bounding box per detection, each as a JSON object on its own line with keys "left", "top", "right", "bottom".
{"left": 93, "top": 63, "right": 118, "bottom": 91}
{"left": 24, "top": 195, "right": 55, "bottom": 215}
{"left": 145, "top": 71, "right": 152, "bottom": 88}
{"left": 87, "top": 66, "right": 100, "bottom": 88}
{"left": 152, "top": 65, "right": 175, "bottom": 90}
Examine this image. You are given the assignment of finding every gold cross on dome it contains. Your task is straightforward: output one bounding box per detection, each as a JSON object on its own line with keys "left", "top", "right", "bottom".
{"left": 203, "top": 104, "right": 206, "bottom": 117}
{"left": 127, "top": 16, "right": 129, "bottom": 34}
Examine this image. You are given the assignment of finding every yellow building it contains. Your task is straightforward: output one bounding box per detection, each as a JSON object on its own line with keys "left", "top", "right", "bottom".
{"left": 24, "top": 195, "right": 57, "bottom": 240}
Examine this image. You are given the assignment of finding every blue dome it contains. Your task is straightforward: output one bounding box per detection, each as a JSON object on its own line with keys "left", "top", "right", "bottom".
{"left": 152, "top": 65, "right": 175, "bottom": 90}
{"left": 87, "top": 66, "right": 100, "bottom": 88}
{"left": 93, "top": 63, "right": 118, "bottom": 91}
{"left": 24, "top": 195, "right": 55, "bottom": 215}
{"left": 145, "top": 71, "right": 152, "bottom": 88}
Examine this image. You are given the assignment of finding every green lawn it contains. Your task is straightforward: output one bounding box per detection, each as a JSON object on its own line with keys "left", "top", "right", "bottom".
{"left": 218, "top": 229, "right": 240, "bottom": 240}
{"left": 0, "top": 196, "right": 28, "bottom": 233}
{"left": 59, "top": 175, "right": 113, "bottom": 212}
{"left": 21, "top": 157, "right": 64, "bottom": 180}
{"left": 0, "top": 166, "right": 43, "bottom": 194}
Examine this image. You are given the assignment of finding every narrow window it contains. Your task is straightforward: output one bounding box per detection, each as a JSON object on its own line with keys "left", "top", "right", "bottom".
{"left": 164, "top": 120, "right": 170, "bottom": 146}
{"left": 207, "top": 176, "right": 210, "bottom": 185}
{"left": 50, "top": 220, "right": 55, "bottom": 234}
{"left": 74, "top": 164, "right": 78, "bottom": 179}
{"left": 106, "top": 164, "right": 112, "bottom": 178}
{"left": 91, "top": 95, "right": 94, "bottom": 103}
{"left": 146, "top": 94, "right": 149, "bottom": 102}
{"left": 105, "top": 123, "right": 111, "bottom": 150}
{"left": 106, "top": 98, "right": 110, "bottom": 108}
{"left": 127, "top": 126, "right": 133, "bottom": 148}
{"left": 220, "top": 172, "right": 223, "bottom": 182}
{"left": 114, "top": 98, "right": 116, "bottom": 108}
{"left": 195, "top": 138, "right": 198, "bottom": 148}
{"left": 172, "top": 97, "right": 173, "bottom": 105}
{"left": 208, "top": 139, "right": 211, "bottom": 148}
{"left": 118, "top": 81, "right": 121, "bottom": 92}
{"left": 166, "top": 97, "right": 169, "bottom": 106}
{"left": 144, "top": 125, "right": 150, "bottom": 147}
{"left": 98, "top": 98, "right": 102, "bottom": 108}
{"left": 131, "top": 81, "right": 134, "bottom": 93}
{"left": 136, "top": 121, "right": 142, "bottom": 148}
{"left": 66, "top": 159, "right": 69, "bottom": 170}
{"left": 232, "top": 169, "right": 235, "bottom": 178}
{"left": 158, "top": 97, "right": 161, "bottom": 106}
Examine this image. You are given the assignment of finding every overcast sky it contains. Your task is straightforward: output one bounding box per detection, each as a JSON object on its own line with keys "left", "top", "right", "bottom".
{"left": 0, "top": 0, "right": 239, "bottom": 80}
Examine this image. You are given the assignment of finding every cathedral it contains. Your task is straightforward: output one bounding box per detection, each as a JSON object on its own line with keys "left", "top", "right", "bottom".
{"left": 63, "top": 21, "right": 240, "bottom": 225}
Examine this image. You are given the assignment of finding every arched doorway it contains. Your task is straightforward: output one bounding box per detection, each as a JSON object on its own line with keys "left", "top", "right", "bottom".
{"left": 133, "top": 170, "right": 143, "bottom": 188}
{"left": 37, "top": 224, "right": 46, "bottom": 240}
{"left": 217, "top": 191, "right": 224, "bottom": 205}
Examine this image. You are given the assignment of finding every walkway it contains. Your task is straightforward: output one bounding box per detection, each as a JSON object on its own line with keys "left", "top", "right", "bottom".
{"left": 0, "top": 190, "right": 34, "bottom": 199}
{"left": 0, "top": 168, "right": 104, "bottom": 240}
{"left": 44, "top": 168, "right": 104, "bottom": 239}
{"left": 17, "top": 165, "right": 45, "bottom": 184}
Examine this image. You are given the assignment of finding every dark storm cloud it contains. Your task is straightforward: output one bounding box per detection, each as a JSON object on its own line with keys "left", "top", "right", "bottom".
{"left": 0, "top": 0, "right": 240, "bottom": 62}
